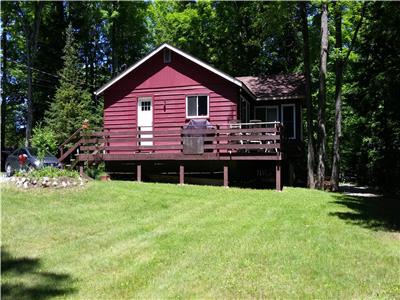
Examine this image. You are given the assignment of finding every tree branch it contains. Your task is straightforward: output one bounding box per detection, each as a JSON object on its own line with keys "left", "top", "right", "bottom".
{"left": 343, "top": 2, "right": 367, "bottom": 68}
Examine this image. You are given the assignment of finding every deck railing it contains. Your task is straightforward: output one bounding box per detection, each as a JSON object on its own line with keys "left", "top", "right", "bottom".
{"left": 76, "top": 122, "right": 283, "bottom": 161}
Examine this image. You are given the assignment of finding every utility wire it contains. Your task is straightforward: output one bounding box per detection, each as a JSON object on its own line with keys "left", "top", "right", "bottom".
{"left": 5, "top": 59, "right": 99, "bottom": 89}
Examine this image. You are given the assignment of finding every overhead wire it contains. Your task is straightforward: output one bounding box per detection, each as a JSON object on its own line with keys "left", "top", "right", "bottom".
{"left": 5, "top": 59, "right": 99, "bottom": 90}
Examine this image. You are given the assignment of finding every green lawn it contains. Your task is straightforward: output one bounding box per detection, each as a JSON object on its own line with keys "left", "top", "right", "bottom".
{"left": 2, "top": 181, "right": 399, "bottom": 299}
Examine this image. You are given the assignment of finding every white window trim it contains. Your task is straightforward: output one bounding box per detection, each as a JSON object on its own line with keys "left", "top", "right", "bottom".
{"left": 186, "top": 95, "right": 209, "bottom": 119}
{"left": 281, "top": 103, "right": 296, "bottom": 139}
{"left": 254, "top": 105, "right": 279, "bottom": 122}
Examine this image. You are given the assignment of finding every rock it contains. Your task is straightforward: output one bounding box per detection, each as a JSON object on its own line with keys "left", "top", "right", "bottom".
{"left": 52, "top": 181, "right": 58, "bottom": 187}
{"left": 23, "top": 182, "right": 29, "bottom": 189}
{"left": 42, "top": 181, "right": 49, "bottom": 187}
{"left": 61, "top": 181, "right": 67, "bottom": 188}
{"left": 32, "top": 180, "right": 37, "bottom": 185}
{"left": 43, "top": 177, "right": 49, "bottom": 182}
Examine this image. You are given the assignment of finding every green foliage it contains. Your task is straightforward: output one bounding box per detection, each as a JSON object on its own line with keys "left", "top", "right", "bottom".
{"left": 31, "top": 123, "right": 58, "bottom": 159}
{"left": 44, "top": 24, "right": 102, "bottom": 144}
{"left": 342, "top": 2, "right": 400, "bottom": 192}
{"left": 147, "top": 1, "right": 302, "bottom": 75}
{"left": 85, "top": 162, "right": 106, "bottom": 179}
{"left": 3, "top": 0, "right": 400, "bottom": 193}
{"left": 15, "top": 166, "right": 79, "bottom": 179}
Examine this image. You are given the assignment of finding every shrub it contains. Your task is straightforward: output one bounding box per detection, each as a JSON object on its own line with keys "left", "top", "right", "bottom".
{"left": 31, "top": 123, "right": 58, "bottom": 160}
{"left": 15, "top": 166, "right": 80, "bottom": 179}
{"left": 85, "top": 162, "right": 106, "bottom": 179}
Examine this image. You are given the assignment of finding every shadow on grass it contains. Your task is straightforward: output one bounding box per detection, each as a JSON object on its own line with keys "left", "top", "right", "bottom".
{"left": 1, "top": 247, "right": 75, "bottom": 300}
{"left": 330, "top": 194, "right": 400, "bottom": 232}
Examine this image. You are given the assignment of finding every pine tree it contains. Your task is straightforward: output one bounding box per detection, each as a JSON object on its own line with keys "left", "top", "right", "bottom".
{"left": 45, "top": 24, "right": 101, "bottom": 144}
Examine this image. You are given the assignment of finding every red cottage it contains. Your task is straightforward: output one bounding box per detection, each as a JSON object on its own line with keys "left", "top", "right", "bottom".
{"left": 60, "top": 43, "right": 305, "bottom": 190}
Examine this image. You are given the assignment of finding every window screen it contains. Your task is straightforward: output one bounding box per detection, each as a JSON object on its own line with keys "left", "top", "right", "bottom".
{"left": 187, "top": 96, "right": 197, "bottom": 116}
{"left": 255, "top": 107, "right": 266, "bottom": 122}
{"left": 187, "top": 95, "right": 208, "bottom": 117}
{"left": 266, "top": 107, "right": 279, "bottom": 122}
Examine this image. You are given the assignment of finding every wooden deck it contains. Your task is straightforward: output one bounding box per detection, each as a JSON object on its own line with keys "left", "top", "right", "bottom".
{"left": 59, "top": 122, "right": 285, "bottom": 190}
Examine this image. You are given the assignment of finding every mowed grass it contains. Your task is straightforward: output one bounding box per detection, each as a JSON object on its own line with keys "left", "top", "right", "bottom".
{"left": 1, "top": 181, "right": 399, "bottom": 299}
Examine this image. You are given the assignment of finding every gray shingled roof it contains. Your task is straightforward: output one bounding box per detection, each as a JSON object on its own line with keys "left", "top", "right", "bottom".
{"left": 237, "top": 74, "right": 305, "bottom": 100}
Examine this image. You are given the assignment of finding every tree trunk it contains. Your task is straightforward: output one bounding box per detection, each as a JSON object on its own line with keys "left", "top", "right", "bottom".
{"left": 26, "top": 45, "right": 34, "bottom": 146}
{"left": 300, "top": 1, "right": 316, "bottom": 188}
{"left": 317, "top": 3, "right": 328, "bottom": 189}
{"left": 20, "top": 2, "right": 44, "bottom": 146}
{"left": 331, "top": 4, "right": 343, "bottom": 191}
{"left": 1, "top": 13, "right": 8, "bottom": 150}
{"left": 111, "top": 2, "right": 119, "bottom": 77}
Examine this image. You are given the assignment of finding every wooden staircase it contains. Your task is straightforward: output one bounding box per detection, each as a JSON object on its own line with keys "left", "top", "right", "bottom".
{"left": 58, "top": 127, "right": 105, "bottom": 170}
{"left": 58, "top": 128, "right": 83, "bottom": 169}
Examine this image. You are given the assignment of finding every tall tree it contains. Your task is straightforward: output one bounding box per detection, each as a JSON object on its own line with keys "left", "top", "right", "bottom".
{"left": 101, "top": 1, "right": 149, "bottom": 77}
{"left": 1, "top": 5, "right": 10, "bottom": 150}
{"left": 345, "top": 2, "right": 400, "bottom": 193}
{"left": 300, "top": 1, "right": 316, "bottom": 188}
{"left": 16, "top": 2, "right": 45, "bottom": 145}
{"left": 45, "top": 24, "right": 101, "bottom": 144}
{"left": 330, "top": 2, "right": 366, "bottom": 191}
{"left": 330, "top": 3, "right": 342, "bottom": 191}
{"left": 316, "top": 2, "right": 328, "bottom": 189}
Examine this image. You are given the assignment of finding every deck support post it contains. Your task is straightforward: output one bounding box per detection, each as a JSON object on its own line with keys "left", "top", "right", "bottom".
{"left": 223, "top": 164, "right": 229, "bottom": 188}
{"left": 137, "top": 163, "right": 142, "bottom": 182}
{"left": 179, "top": 164, "right": 184, "bottom": 185}
{"left": 275, "top": 161, "right": 282, "bottom": 191}
{"left": 288, "top": 162, "right": 294, "bottom": 186}
{"left": 79, "top": 165, "right": 84, "bottom": 177}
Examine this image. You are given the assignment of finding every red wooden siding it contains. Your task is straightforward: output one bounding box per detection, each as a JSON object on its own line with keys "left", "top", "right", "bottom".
{"left": 103, "top": 51, "right": 238, "bottom": 153}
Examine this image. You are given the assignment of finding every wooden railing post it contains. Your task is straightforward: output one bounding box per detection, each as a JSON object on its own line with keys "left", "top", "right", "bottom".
{"left": 276, "top": 160, "right": 282, "bottom": 191}
{"left": 223, "top": 164, "right": 229, "bottom": 188}
{"left": 179, "top": 164, "right": 184, "bottom": 185}
{"left": 137, "top": 163, "right": 142, "bottom": 182}
{"left": 216, "top": 125, "right": 220, "bottom": 154}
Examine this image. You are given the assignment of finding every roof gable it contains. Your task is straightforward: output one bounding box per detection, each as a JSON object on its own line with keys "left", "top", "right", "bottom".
{"left": 95, "top": 43, "right": 254, "bottom": 97}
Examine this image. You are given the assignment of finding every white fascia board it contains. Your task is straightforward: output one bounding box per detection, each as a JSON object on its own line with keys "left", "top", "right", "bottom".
{"left": 95, "top": 43, "right": 256, "bottom": 100}
{"left": 256, "top": 95, "right": 305, "bottom": 101}
{"left": 94, "top": 44, "right": 166, "bottom": 95}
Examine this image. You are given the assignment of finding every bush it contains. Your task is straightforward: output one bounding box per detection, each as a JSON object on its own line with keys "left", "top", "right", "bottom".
{"left": 31, "top": 123, "right": 58, "bottom": 160}
{"left": 85, "top": 162, "right": 106, "bottom": 179}
{"left": 15, "top": 166, "right": 80, "bottom": 179}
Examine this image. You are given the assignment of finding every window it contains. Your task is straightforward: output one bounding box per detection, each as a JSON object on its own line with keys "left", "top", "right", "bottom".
{"left": 255, "top": 106, "right": 279, "bottom": 126}
{"left": 281, "top": 104, "right": 296, "bottom": 139}
{"left": 140, "top": 101, "right": 151, "bottom": 111}
{"left": 164, "top": 48, "right": 171, "bottom": 63}
{"left": 186, "top": 95, "right": 208, "bottom": 118}
{"left": 255, "top": 107, "right": 266, "bottom": 122}
{"left": 240, "top": 97, "right": 250, "bottom": 123}
{"left": 266, "top": 106, "right": 279, "bottom": 122}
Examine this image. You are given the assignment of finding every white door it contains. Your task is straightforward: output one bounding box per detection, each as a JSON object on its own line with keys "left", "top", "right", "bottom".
{"left": 137, "top": 97, "right": 153, "bottom": 146}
